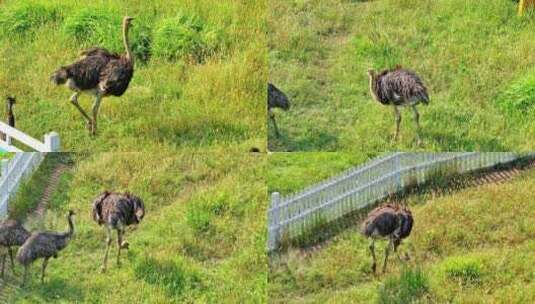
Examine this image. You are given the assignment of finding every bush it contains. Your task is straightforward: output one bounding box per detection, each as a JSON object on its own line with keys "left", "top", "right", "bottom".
{"left": 377, "top": 267, "right": 430, "bottom": 304}
{"left": 441, "top": 256, "right": 483, "bottom": 286}
{"left": 0, "top": 2, "right": 62, "bottom": 38}
{"left": 496, "top": 71, "right": 535, "bottom": 115}
{"left": 62, "top": 8, "right": 152, "bottom": 63}
{"left": 152, "top": 13, "right": 223, "bottom": 62}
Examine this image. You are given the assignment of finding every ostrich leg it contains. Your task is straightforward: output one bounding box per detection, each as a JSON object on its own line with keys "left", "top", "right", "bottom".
{"left": 90, "top": 94, "right": 103, "bottom": 135}
{"left": 41, "top": 257, "right": 49, "bottom": 284}
{"left": 369, "top": 239, "right": 377, "bottom": 273}
{"left": 411, "top": 105, "right": 422, "bottom": 145}
{"left": 69, "top": 92, "right": 92, "bottom": 128}
{"left": 101, "top": 226, "right": 112, "bottom": 272}
{"left": 116, "top": 228, "right": 123, "bottom": 267}
{"left": 393, "top": 106, "right": 401, "bottom": 142}
{"left": 269, "top": 111, "right": 281, "bottom": 138}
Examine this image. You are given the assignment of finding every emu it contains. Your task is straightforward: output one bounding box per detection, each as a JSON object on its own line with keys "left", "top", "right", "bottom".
{"left": 268, "top": 83, "right": 290, "bottom": 138}
{"left": 361, "top": 204, "right": 413, "bottom": 274}
{"left": 92, "top": 191, "right": 145, "bottom": 272}
{"left": 0, "top": 96, "right": 16, "bottom": 142}
{"left": 367, "top": 66, "right": 429, "bottom": 145}
{"left": 0, "top": 219, "right": 30, "bottom": 278}
{"left": 16, "top": 210, "right": 75, "bottom": 286}
{"left": 51, "top": 16, "right": 135, "bottom": 135}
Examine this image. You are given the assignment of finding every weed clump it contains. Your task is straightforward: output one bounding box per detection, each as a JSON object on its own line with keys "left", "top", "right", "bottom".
{"left": 377, "top": 267, "right": 430, "bottom": 304}
{"left": 152, "top": 13, "right": 223, "bottom": 62}
{"left": 496, "top": 71, "right": 535, "bottom": 115}
{"left": 441, "top": 256, "right": 483, "bottom": 286}
{"left": 0, "top": 2, "right": 62, "bottom": 38}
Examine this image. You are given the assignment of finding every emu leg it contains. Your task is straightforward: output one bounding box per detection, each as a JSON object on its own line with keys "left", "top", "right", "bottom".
{"left": 393, "top": 107, "right": 401, "bottom": 142}
{"left": 41, "top": 257, "right": 49, "bottom": 284}
{"left": 69, "top": 92, "right": 91, "bottom": 127}
{"left": 21, "top": 265, "right": 29, "bottom": 287}
{"left": 369, "top": 239, "right": 377, "bottom": 273}
{"left": 1, "top": 254, "right": 5, "bottom": 278}
{"left": 411, "top": 105, "right": 422, "bottom": 146}
{"left": 116, "top": 228, "right": 124, "bottom": 267}
{"left": 269, "top": 111, "right": 281, "bottom": 138}
{"left": 101, "top": 227, "right": 112, "bottom": 273}
{"left": 8, "top": 247, "right": 16, "bottom": 275}
{"left": 90, "top": 94, "right": 103, "bottom": 135}
{"left": 382, "top": 239, "right": 392, "bottom": 273}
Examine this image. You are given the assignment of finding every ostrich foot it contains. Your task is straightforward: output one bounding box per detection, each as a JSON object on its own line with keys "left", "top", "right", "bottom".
{"left": 121, "top": 241, "right": 129, "bottom": 249}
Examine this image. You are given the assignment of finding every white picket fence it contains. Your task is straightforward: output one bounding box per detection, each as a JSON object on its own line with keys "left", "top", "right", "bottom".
{"left": 0, "top": 153, "right": 45, "bottom": 219}
{"left": 0, "top": 121, "right": 60, "bottom": 152}
{"left": 267, "top": 152, "right": 523, "bottom": 251}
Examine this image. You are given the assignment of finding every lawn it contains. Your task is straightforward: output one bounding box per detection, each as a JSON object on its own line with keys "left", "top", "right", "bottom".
{"left": 269, "top": 0, "right": 535, "bottom": 151}
{"left": 268, "top": 152, "right": 535, "bottom": 303}
{"left": 0, "top": 0, "right": 266, "bottom": 152}
{"left": 2, "top": 151, "right": 266, "bottom": 303}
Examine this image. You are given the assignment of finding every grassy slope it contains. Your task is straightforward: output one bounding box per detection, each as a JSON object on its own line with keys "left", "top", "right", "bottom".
{"left": 269, "top": 0, "right": 535, "bottom": 151}
{"left": 5, "top": 151, "right": 266, "bottom": 303}
{"left": 268, "top": 154, "right": 535, "bottom": 303}
{"left": 0, "top": 0, "right": 265, "bottom": 152}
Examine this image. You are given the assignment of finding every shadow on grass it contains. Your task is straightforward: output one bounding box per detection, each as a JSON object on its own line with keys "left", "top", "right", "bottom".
{"left": 268, "top": 128, "right": 339, "bottom": 151}
{"left": 134, "top": 256, "right": 202, "bottom": 299}
{"left": 424, "top": 130, "right": 508, "bottom": 151}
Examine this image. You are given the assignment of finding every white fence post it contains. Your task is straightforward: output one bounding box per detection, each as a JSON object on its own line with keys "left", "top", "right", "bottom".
{"left": 268, "top": 192, "right": 281, "bottom": 251}
{"left": 44, "top": 132, "right": 61, "bottom": 152}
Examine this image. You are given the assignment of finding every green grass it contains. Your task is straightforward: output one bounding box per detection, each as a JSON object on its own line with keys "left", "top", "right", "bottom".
{"left": 0, "top": 0, "right": 265, "bottom": 152}
{"left": 5, "top": 151, "right": 266, "bottom": 303}
{"left": 269, "top": 0, "right": 535, "bottom": 151}
{"left": 268, "top": 153, "right": 535, "bottom": 303}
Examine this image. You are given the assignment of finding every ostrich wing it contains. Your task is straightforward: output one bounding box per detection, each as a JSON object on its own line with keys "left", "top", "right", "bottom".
{"left": 382, "top": 69, "right": 429, "bottom": 104}
{"left": 99, "top": 58, "right": 134, "bottom": 97}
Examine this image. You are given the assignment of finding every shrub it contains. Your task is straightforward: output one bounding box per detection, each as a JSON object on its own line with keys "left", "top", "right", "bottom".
{"left": 152, "top": 13, "right": 222, "bottom": 62}
{"left": 441, "top": 256, "right": 483, "bottom": 286}
{"left": 0, "top": 2, "right": 62, "bottom": 38}
{"left": 377, "top": 267, "right": 430, "bottom": 304}
{"left": 496, "top": 71, "right": 535, "bottom": 115}
{"left": 62, "top": 8, "right": 152, "bottom": 63}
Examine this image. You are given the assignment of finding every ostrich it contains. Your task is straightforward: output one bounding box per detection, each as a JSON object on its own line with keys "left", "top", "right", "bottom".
{"left": 16, "top": 210, "right": 75, "bottom": 286}
{"left": 268, "top": 83, "right": 290, "bottom": 137}
{"left": 91, "top": 191, "right": 145, "bottom": 272}
{"left": 361, "top": 204, "right": 413, "bottom": 274}
{"left": 0, "top": 219, "right": 30, "bottom": 278}
{"left": 51, "top": 16, "right": 135, "bottom": 135}
{"left": 367, "top": 66, "right": 429, "bottom": 145}
{"left": 0, "top": 96, "right": 16, "bottom": 142}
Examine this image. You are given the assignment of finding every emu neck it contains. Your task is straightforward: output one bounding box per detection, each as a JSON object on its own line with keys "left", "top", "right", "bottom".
{"left": 368, "top": 75, "right": 380, "bottom": 102}
{"left": 66, "top": 215, "right": 74, "bottom": 238}
{"left": 123, "top": 22, "right": 133, "bottom": 65}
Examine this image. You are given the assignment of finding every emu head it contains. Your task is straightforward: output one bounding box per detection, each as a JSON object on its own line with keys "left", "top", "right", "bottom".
{"left": 123, "top": 16, "right": 134, "bottom": 27}
{"left": 268, "top": 83, "right": 290, "bottom": 111}
{"left": 129, "top": 195, "right": 145, "bottom": 223}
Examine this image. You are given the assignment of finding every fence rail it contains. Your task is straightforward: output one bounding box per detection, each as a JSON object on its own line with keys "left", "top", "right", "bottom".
{"left": 0, "top": 153, "right": 45, "bottom": 219}
{"left": 267, "top": 152, "right": 523, "bottom": 251}
{"left": 0, "top": 121, "right": 60, "bottom": 152}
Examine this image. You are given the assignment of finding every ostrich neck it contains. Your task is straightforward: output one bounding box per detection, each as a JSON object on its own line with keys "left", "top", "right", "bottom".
{"left": 123, "top": 22, "right": 133, "bottom": 65}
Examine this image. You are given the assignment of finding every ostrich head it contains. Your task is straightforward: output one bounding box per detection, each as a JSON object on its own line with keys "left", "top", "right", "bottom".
{"left": 367, "top": 68, "right": 376, "bottom": 79}
{"left": 6, "top": 96, "right": 16, "bottom": 106}
{"left": 126, "top": 193, "right": 145, "bottom": 223}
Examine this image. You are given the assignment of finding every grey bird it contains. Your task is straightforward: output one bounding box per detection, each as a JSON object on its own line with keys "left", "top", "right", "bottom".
{"left": 91, "top": 191, "right": 145, "bottom": 272}
{"left": 0, "top": 219, "right": 30, "bottom": 278}
{"left": 361, "top": 204, "right": 413, "bottom": 274}
{"left": 268, "top": 83, "right": 290, "bottom": 138}
{"left": 51, "top": 16, "right": 135, "bottom": 135}
{"left": 367, "top": 66, "right": 429, "bottom": 145}
{"left": 16, "top": 210, "right": 75, "bottom": 286}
